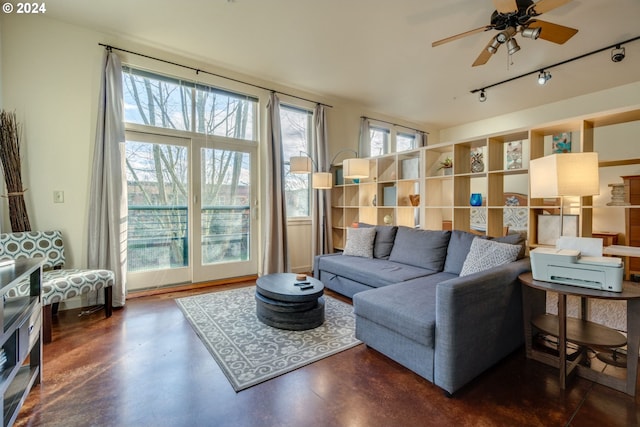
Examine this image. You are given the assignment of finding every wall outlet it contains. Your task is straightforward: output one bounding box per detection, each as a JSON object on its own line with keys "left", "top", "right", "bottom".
{"left": 53, "top": 191, "right": 64, "bottom": 203}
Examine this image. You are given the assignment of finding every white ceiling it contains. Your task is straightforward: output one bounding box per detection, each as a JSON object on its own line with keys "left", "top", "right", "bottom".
{"left": 45, "top": 0, "right": 640, "bottom": 129}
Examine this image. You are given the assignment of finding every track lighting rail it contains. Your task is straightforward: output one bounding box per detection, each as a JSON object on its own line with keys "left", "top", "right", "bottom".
{"left": 471, "top": 35, "right": 640, "bottom": 99}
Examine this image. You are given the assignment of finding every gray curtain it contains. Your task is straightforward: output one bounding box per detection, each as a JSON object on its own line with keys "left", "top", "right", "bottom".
{"left": 358, "top": 117, "right": 371, "bottom": 158}
{"left": 312, "top": 104, "right": 332, "bottom": 257}
{"left": 262, "top": 92, "right": 288, "bottom": 274}
{"left": 87, "top": 49, "right": 127, "bottom": 307}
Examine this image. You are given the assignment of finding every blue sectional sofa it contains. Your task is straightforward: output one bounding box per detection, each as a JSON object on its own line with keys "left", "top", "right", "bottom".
{"left": 314, "top": 225, "right": 531, "bottom": 395}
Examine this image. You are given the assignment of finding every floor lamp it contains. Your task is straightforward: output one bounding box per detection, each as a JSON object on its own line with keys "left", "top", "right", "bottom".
{"left": 529, "top": 152, "right": 600, "bottom": 243}
{"left": 290, "top": 150, "right": 369, "bottom": 253}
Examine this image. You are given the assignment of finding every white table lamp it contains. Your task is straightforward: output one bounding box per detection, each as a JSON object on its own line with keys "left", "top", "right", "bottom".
{"left": 530, "top": 152, "right": 600, "bottom": 240}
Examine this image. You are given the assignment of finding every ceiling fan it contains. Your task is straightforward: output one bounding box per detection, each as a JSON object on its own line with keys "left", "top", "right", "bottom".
{"left": 432, "top": 0, "right": 578, "bottom": 66}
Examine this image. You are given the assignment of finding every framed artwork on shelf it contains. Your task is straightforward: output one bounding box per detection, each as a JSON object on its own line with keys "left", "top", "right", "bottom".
{"left": 401, "top": 158, "right": 420, "bottom": 179}
{"left": 552, "top": 132, "right": 572, "bottom": 153}
{"left": 537, "top": 214, "right": 578, "bottom": 245}
{"left": 470, "top": 147, "right": 484, "bottom": 173}
{"left": 505, "top": 140, "right": 523, "bottom": 170}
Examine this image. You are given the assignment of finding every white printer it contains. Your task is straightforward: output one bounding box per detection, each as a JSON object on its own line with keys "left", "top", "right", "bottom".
{"left": 530, "top": 247, "right": 624, "bottom": 292}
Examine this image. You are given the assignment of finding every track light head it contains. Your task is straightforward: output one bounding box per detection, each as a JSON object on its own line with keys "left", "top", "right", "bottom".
{"left": 478, "top": 90, "right": 487, "bottom": 102}
{"left": 537, "top": 70, "right": 552, "bottom": 85}
{"left": 611, "top": 45, "right": 625, "bottom": 63}
{"left": 521, "top": 27, "right": 542, "bottom": 40}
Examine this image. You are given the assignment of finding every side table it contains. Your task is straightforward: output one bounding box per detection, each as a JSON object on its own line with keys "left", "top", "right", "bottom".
{"left": 519, "top": 272, "right": 640, "bottom": 396}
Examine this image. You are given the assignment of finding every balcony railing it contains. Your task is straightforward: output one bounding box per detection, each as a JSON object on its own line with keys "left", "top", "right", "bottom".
{"left": 128, "top": 205, "right": 250, "bottom": 272}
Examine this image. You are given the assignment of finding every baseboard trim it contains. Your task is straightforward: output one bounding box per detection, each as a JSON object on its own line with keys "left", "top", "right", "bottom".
{"left": 127, "top": 275, "right": 258, "bottom": 299}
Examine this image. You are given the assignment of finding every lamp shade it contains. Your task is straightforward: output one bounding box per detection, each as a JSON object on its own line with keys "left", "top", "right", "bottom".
{"left": 529, "top": 152, "right": 600, "bottom": 198}
{"left": 312, "top": 172, "right": 332, "bottom": 189}
{"left": 343, "top": 158, "right": 369, "bottom": 179}
{"left": 290, "top": 156, "right": 312, "bottom": 174}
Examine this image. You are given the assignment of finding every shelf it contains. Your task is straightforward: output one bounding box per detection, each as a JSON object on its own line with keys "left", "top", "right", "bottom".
{"left": 532, "top": 313, "right": 627, "bottom": 348}
{"left": 3, "top": 365, "right": 40, "bottom": 427}
{"left": 0, "top": 259, "right": 42, "bottom": 427}
{"left": 331, "top": 107, "right": 640, "bottom": 250}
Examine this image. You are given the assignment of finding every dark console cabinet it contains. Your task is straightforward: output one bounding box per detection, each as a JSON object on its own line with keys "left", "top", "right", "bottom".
{"left": 0, "top": 259, "right": 42, "bottom": 427}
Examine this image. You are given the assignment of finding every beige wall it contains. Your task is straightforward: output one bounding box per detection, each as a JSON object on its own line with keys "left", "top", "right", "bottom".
{"left": 0, "top": 15, "right": 104, "bottom": 267}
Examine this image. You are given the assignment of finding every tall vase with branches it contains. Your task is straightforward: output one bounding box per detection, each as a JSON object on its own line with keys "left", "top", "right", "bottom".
{"left": 0, "top": 110, "right": 31, "bottom": 232}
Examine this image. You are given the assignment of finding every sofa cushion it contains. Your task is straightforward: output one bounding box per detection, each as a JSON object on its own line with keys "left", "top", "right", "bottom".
{"left": 316, "top": 255, "right": 435, "bottom": 288}
{"left": 459, "top": 238, "right": 521, "bottom": 277}
{"left": 372, "top": 225, "right": 398, "bottom": 259}
{"left": 389, "top": 227, "right": 451, "bottom": 271}
{"left": 492, "top": 232, "right": 527, "bottom": 259}
{"left": 357, "top": 223, "right": 398, "bottom": 259}
{"left": 443, "top": 229, "right": 479, "bottom": 275}
{"left": 354, "top": 278, "right": 445, "bottom": 347}
{"left": 343, "top": 227, "right": 376, "bottom": 258}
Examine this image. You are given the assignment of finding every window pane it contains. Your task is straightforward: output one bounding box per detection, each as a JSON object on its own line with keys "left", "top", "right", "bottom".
{"left": 123, "top": 67, "right": 258, "bottom": 141}
{"left": 123, "top": 68, "right": 192, "bottom": 131}
{"left": 195, "top": 87, "right": 257, "bottom": 141}
{"left": 201, "top": 148, "right": 251, "bottom": 264}
{"left": 281, "top": 105, "right": 312, "bottom": 217}
{"left": 370, "top": 126, "right": 390, "bottom": 156}
{"left": 285, "top": 165, "right": 310, "bottom": 217}
{"left": 397, "top": 132, "right": 416, "bottom": 152}
{"left": 126, "top": 140, "right": 189, "bottom": 272}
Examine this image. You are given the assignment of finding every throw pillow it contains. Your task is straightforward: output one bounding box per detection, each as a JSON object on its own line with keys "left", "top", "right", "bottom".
{"left": 492, "top": 232, "right": 527, "bottom": 259}
{"left": 356, "top": 223, "right": 398, "bottom": 259}
{"left": 459, "top": 238, "right": 521, "bottom": 277}
{"left": 443, "top": 229, "right": 480, "bottom": 275}
{"left": 373, "top": 225, "right": 398, "bottom": 259}
{"left": 343, "top": 227, "right": 376, "bottom": 258}
{"left": 388, "top": 227, "right": 451, "bottom": 271}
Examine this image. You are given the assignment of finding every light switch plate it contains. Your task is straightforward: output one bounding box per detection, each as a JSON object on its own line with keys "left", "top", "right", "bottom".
{"left": 53, "top": 191, "right": 64, "bottom": 203}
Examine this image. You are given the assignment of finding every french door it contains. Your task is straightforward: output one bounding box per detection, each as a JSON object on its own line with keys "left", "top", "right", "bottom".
{"left": 125, "top": 131, "right": 258, "bottom": 290}
{"left": 192, "top": 139, "right": 257, "bottom": 283}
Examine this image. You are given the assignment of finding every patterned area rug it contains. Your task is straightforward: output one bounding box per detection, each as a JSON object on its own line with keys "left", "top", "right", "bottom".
{"left": 175, "top": 286, "right": 361, "bottom": 392}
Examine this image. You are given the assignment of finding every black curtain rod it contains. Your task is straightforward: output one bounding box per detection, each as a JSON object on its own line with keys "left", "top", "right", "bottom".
{"left": 470, "top": 35, "right": 640, "bottom": 94}
{"left": 99, "top": 43, "right": 333, "bottom": 108}
{"left": 361, "top": 116, "right": 429, "bottom": 134}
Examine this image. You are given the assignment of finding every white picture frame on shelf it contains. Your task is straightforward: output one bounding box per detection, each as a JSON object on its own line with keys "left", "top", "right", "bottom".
{"left": 537, "top": 214, "right": 579, "bottom": 245}
{"left": 505, "top": 140, "right": 523, "bottom": 170}
{"left": 401, "top": 158, "right": 420, "bottom": 180}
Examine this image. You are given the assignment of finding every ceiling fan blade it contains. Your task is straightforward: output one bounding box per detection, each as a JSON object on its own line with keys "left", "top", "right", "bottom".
{"left": 528, "top": 20, "right": 578, "bottom": 44}
{"left": 493, "top": 0, "right": 518, "bottom": 14}
{"left": 432, "top": 26, "right": 492, "bottom": 47}
{"left": 530, "top": 0, "right": 572, "bottom": 15}
{"left": 472, "top": 37, "right": 498, "bottom": 67}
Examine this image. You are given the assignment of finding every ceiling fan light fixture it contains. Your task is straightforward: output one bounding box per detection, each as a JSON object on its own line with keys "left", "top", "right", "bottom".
{"left": 506, "top": 38, "right": 520, "bottom": 55}
{"left": 478, "top": 90, "right": 487, "bottom": 102}
{"left": 487, "top": 37, "right": 501, "bottom": 54}
{"left": 521, "top": 27, "right": 542, "bottom": 40}
{"left": 537, "top": 70, "right": 552, "bottom": 85}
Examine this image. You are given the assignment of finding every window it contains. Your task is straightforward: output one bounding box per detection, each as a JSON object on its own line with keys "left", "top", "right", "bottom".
{"left": 366, "top": 120, "right": 424, "bottom": 155}
{"left": 122, "top": 67, "right": 259, "bottom": 281}
{"left": 123, "top": 67, "right": 258, "bottom": 140}
{"left": 369, "top": 126, "right": 390, "bottom": 156}
{"left": 281, "top": 105, "right": 313, "bottom": 218}
{"left": 397, "top": 132, "right": 418, "bottom": 152}
{"left": 125, "top": 137, "right": 189, "bottom": 272}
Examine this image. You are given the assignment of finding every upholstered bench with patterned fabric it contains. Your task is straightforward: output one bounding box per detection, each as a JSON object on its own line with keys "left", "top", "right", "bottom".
{"left": 0, "top": 230, "right": 114, "bottom": 343}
